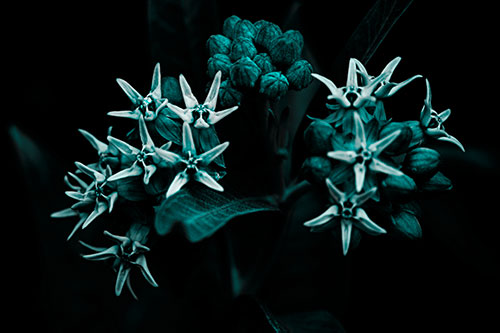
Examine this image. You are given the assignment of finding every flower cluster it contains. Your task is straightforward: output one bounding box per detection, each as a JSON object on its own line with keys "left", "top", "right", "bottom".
{"left": 52, "top": 63, "right": 238, "bottom": 297}
{"left": 206, "top": 15, "right": 314, "bottom": 106}
{"left": 302, "top": 57, "right": 463, "bottom": 255}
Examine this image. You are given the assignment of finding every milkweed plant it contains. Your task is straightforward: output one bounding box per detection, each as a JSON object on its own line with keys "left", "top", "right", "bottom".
{"left": 52, "top": 15, "right": 463, "bottom": 299}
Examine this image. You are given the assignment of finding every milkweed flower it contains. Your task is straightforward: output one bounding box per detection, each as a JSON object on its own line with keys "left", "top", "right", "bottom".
{"left": 303, "top": 178, "right": 386, "bottom": 255}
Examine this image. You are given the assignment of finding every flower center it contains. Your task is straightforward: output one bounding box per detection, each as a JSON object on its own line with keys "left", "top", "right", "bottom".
{"left": 341, "top": 201, "right": 355, "bottom": 219}
{"left": 193, "top": 105, "right": 210, "bottom": 120}
{"left": 136, "top": 150, "right": 147, "bottom": 163}
{"left": 185, "top": 155, "right": 199, "bottom": 174}
{"left": 356, "top": 149, "right": 372, "bottom": 164}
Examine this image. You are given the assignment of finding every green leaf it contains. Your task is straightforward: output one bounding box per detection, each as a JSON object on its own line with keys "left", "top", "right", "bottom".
{"left": 155, "top": 112, "right": 182, "bottom": 146}
{"left": 154, "top": 184, "right": 279, "bottom": 242}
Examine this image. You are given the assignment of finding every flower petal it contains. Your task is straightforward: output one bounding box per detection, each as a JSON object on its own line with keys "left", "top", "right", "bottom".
{"left": 206, "top": 106, "right": 238, "bottom": 125}
{"left": 167, "top": 102, "right": 193, "bottom": 123}
{"left": 327, "top": 150, "right": 357, "bottom": 164}
{"left": 75, "top": 161, "right": 106, "bottom": 182}
{"left": 325, "top": 178, "right": 346, "bottom": 203}
{"left": 107, "top": 110, "right": 141, "bottom": 120}
{"left": 81, "top": 244, "right": 120, "bottom": 261}
{"left": 341, "top": 219, "right": 353, "bottom": 256}
{"left": 303, "top": 205, "right": 339, "bottom": 227}
{"left": 194, "top": 117, "right": 210, "bottom": 129}
{"left": 143, "top": 164, "right": 157, "bottom": 185}
{"left": 51, "top": 207, "right": 78, "bottom": 218}
{"left": 115, "top": 264, "right": 132, "bottom": 297}
{"left": 194, "top": 169, "right": 224, "bottom": 192}
{"left": 370, "top": 158, "right": 404, "bottom": 176}
{"left": 65, "top": 191, "right": 85, "bottom": 201}
{"left": 204, "top": 71, "right": 221, "bottom": 110}
{"left": 353, "top": 112, "right": 366, "bottom": 150}
{"left": 355, "top": 208, "right": 387, "bottom": 235}
{"left": 150, "top": 63, "right": 162, "bottom": 100}
{"left": 346, "top": 58, "right": 358, "bottom": 88}
{"left": 380, "top": 56, "right": 401, "bottom": 81}
{"left": 138, "top": 116, "right": 154, "bottom": 148}
{"left": 438, "top": 108, "right": 451, "bottom": 122}
{"left": 438, "top": 135, "right": 465, "bottom": 152}
{"left": 78, "top": 129, "right": 108, "bottom": 154}
{"left": 420, "top": 79, "right": 432, "bottom": 126}
{"left": 82, "top": 201, "right": 108, "bottom": 229}
{"left": 67, "top": 214, "right": 87, "bottom": 241}
{"left": 107, "top": 163, "right": 143, "bottom": 182}
{"left": 155, "top": 148, "right": 183, "bottom": 165}
{"left": 103, "top": 230, "right": 129, "bottom": 244}
{"left": 106, "top": 191, "right": 119, "bottom": 213}
{"left": 182, "top": 122, "right": 196, "bottom": 156}
{"left": 351, "top": 187, "right": 378, "bottom": 206}
{"left": 126, "top": 274, "right": 139, "bottom": 301}
{"left": 134, "top": 255, "right": 159, "bottom": 288}
{"left": 116, "top": 78, "right": 143, "bottom": 105}
{"left": 107, "top": 136, "right": 140, "bottom": 156}
{"left": 197, "top": 142, "right": 229, "bottom": 166}
{"left": 353, "top": 163, "right": 366, "bottom": 193}
{"left": 179, "top": 74, "right": 199, "bottom": 108}
{"left": 166, "top": 171, "right": 189, "bottom": 198}
{"left": 386, "top": 75, "right": 422, "bottom": 97}
{"left": 368, "top": 129, "right": 401, "bottom": 154}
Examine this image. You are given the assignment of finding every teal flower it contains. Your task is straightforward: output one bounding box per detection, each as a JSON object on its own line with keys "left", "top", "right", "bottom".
{"left": 78, "top": 127, "right": 119, "bottom": 170}
{"left": 327, "top": 112, "right": 404, "bottom": 192}
{"left": 52, "top": 162, "right": 119, "bottom": 234}
{"left": 167, "top": 71, "right": 239, "bottom": 129}
{"left": 354, "top": 57, "right": 422, "bottom": 99}
{"left": 107, "top": 116, "right": 175, "bottom": 185}
{"left": 420, "top": 79, "right": 464, "bottom": 152}
{"left": 163, "top": 122, "right": 229, "bottom": 198}
{"left": 80, "top": 225, "right": 158, "bottom": 299}
{"left": 303, "top": 178, "right": 386, "bottom": 255}
{"left": 108, "top": 63, "right": 168, "bottom": 121}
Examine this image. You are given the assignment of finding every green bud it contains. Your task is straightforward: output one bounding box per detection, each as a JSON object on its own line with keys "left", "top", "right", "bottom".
{"left": 233, "top": 19, "right": 257, "bottom": 40}
{"left": 206, "top": 34, "right": 231, "bottom": 56}
{"left": 253, "top": 53, "right": 275, "bottom": 74}
{"left": 286, "top": 59, "right": 313, "bottom": 90}
{"left": 379, "top": 121, "right": 412, "bottom": 155}
{"left": 283, "top": 30, "right": 304, "bottom": 51}
{"left": 255, "top": 21, "right": 282, "bottom": 50}
{"left": 222, "top": 15, "right": 241, "bottom": 39}
{"left": 405, "top": 120, "right": 425, "bottom": 148}
{"left": 269, "top": 33, "right": 302, "bottom": 66}
{"left": 420, "top": 171, "right": 453, "bottom": 192}
{"left": 382, "top": 173, "right": 417, "bottom": 196}
{"left": 303, "top": 119, "right": 334, "bottom": 155}
{"left": 229, "top": 56, "right": 261, "bottom": 88}
{"left": 259, "top": 71, "right": 289, "bottom": 99}
{"left": 391, "top": 209, "right": 422, "bottom": 239}
{"left": 404, "top": 147, "right": 440, "bottom": 176}
{"left": 218, "top": 79, "right": 243, "bottom": 107}
{"left": 301, "top": 156, "right": 332, "bottom": 185}
{"left": 207, "top": 54, "right": 232, "bottom": 79}
{"left": 253, "top": 19, "right": 267, "bottom": 31}
{"left": 229, "top": 36, "right": 257, "bottom": 61}
{"left": 161, "top": 76, "right": 183, "bottom": 105}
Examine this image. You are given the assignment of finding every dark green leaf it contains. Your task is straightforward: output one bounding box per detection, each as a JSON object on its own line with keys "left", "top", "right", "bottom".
{"left": 154, "top": 184, "right": 279, "bottom": 242}
{"left": 155, "top": 112, "right": 182, "bottom": 146}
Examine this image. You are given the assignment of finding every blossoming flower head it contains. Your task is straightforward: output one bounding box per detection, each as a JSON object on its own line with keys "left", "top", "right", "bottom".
{"left": 327, "top": 112, "right": 404, "bottom": 192}
{"left": 304, "top": 178, "right": 386, "bottom": 255}
{"left": 79, "top": 224, "right": 158, "bottom": 299}
{"left": 158, "top": 122, "right": 229, "bottom": 198}
{"left": 108, "top": 63, "right": 168, "bottom": 121}
{"left": 167, "top": 71, "right": 239, "bottom": 129}
{"left": 420, "top": 79, "right": 464, "bottom": 152}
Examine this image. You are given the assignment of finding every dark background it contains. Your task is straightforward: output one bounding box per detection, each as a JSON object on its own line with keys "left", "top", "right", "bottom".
{"left": 5, "top": 0, "right": 499, "bottom": 332}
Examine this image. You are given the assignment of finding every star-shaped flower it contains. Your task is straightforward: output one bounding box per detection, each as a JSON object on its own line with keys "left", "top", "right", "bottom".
{"left": 158, "top": 122, "right": 229, "bottom": 198}
{"left": 79, "top": 225, "right": 158, "bottom": 299}
{"left": 167, "top": 71, "right": 239, "bottom": 129}
{"left": 303, "top": 178, "right": 386, "bottom": 255}
{"left": 354, "top": 57, "right": 422, "bottom": 99}
{"left": 327, "top": 112, "right": 404, "bottom": 192}
{"left": 312, "top": 58, "right": 390, "bottom": 110}
{"left": 51, "top": 162, "right": 119, "bottom": 235}
{"left": 420, "top": 79, "right": 464, "bottom": 152}
{"left": 108, "top": 63, "right": 168, "bottom": 121}
{"left": 107, "top": 116, "right": 174, "bottom": 184}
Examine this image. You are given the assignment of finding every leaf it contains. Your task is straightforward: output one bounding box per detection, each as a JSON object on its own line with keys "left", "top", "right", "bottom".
{"left": 154, "top": 184, "right": 279, "bottom": 242}
{"left": 116, "top": 177, "right": 149, "bottom": 201}
{"left": 154, "top": 112, "right": 182, "bottom": 145}
{"left": 391, "top": 209, "right": 422, "bottom": 239}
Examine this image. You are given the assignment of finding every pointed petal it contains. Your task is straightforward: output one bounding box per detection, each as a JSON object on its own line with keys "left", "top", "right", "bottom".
{"left": 67, "top": 215, "right": 87, "bottom": 241}
{"left": 354, "top": 163, "right": 366, "bottom": 192}
{"left": 107, "top": 110, "right": 141, "bottom": 120}
{"left": 82, "top": 201, "right": 108, "bottom": 229}
{"left": 68, "top": 172, "right": 89, "bottom": 189}
{"left": 368, "top": 129, "right": 401, "bottom": 154}
{"left": 438, "top": 135, "right": 465, "bottom": 152}
{"left": 103, "top": 230, "right": 129, "bottom": 244}
{"left": 353, "top": 58, "right": 368, "bottom": 76}
{"left": 303, "top": 205, "right": 339, "bottom": 227}
{"left": 353, "top": 112, "right": 366, "bottom": 150}
{"left": 204, "top": 71, "right": 221, "bottom": 110}
{"left": 138, "top": 116, "right": 154, "bottom": 148}
{"left": 341, "top": 219, "right": 353, "bottom": 255}
{"left": 155, "top": 148, "right": 183, "bottom": 165}
{"left": 194, "top": 117, "right": 210, "bottom": 129}
{"left": 352, "top": 187, "right": 378, "bottom": 206}
{"left": 151, "top": 63, "right": 161, "bottom": 99}
{"left": 386, "top": 75, "right": 422, "bottom": 97}
{"left": 194, "top": 169, "right": 224, "bottom": 192}
{"left": 78, "top": 129, "right": 108, "bottom": 153}
{"left": 65, "top": 191, "right": 85, "bottom": 201}
{"left": 311, "top": 73, "right": 341, "bottom": 97}
{"left": 325, "top": 178, "right": 346, "bottom": 203}
{"left": 206, "top": 106, "right": 238, "bottom": 125}
{"left": 355, "top": 208, "right": 386, "bottom": 235}
{"left": 126, "top": 274, "right": 139, "bottom": 301}
{"left": 167, "top": 102, "right": 193, "bottom": 123}
{"left": 179, "top": 74, "right": 199, "bottom": 108}
{"left": 64, "top": 175, "right": 81, "bottom": 191}
{"left": 115, "top": 264, "right": 131, "bottom": 296}
{"left": 107, "top": 136, "right": 140, "bottom": 156}
{"left": 166, "top": 171, "right": 189, "bottom": 198}
{"left": 78, "top": 240, "right": 107, "bottom": 252}
{"left": 106, "top": 191, "right": 119, "bottom": 213}
{"left": 370, "top": 158, "right": 404, "bottom": 176}
{"left": 420, "top": 79, "right": 432, "bottom": 126}
{"left": 51, "top": 208, "right": 78, "bottom": 218}
{"left": 380, "top": 56, "right": 401, "bottom": 81}
{"left": 182, "top": 122, "right": 196, "bottom": 156}
{"left": 107, "top": 163, "right": 143, "bottom": 182}
{"left": 116, "top": 78, "right": 143, "bottom": 105}
{"left": 438, "top": 109, "right": 451, "bottom": 122}
{"left": 327, "top": 150, "right": 357, "bottom": 164}
{"left": 426, "top": 127, "right": 448, "bottom": 137}
{"left": 82, "top": 245, "right": 120, "bottom": 261}
{"left": 143, "top": 164, "right": 157, "bottom": 184}
{"left": 198, "top": 142, "right": 229, "bottom": 166}
{"left": 346, "top": 58, "right": 358, "bottom": 88}
{"left": 134, "top": 255, "right": 159, "bottom": 287}
{"left": 75, "top": 161, "right": 106, "bottom": 182}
